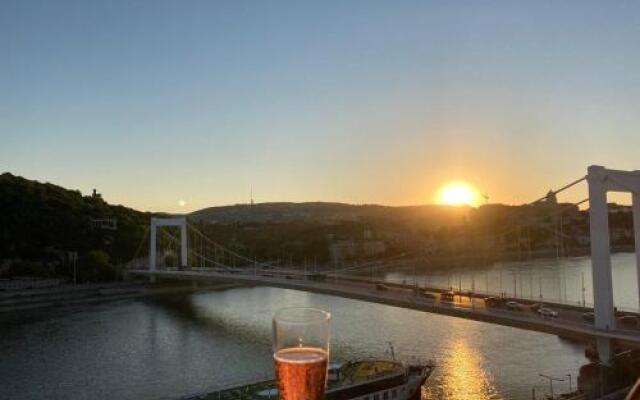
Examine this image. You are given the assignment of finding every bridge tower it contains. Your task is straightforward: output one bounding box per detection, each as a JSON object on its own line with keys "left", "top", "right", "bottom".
{"left": 149, "top": 217, "right": 188, "bottom": 272}
{"left": 588, "top": 165, "right": 640, "bottom": 363}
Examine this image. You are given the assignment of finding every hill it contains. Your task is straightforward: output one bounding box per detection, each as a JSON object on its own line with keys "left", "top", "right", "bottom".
{"left": 0, "top": 173, "right": 472, "bottom": 279}
{"left": 188, "top": 202, "right": 473, "bottom": 266}
{"left": 190, "top": 201, "right": 471, "bottom": 228}
{"left": 0, "top": 172, "right": 150, "bottom": 280}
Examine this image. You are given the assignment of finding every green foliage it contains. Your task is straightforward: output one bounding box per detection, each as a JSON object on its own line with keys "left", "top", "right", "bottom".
{"left": 79, "top": 250, "right": 117, "bottom": 282}
{"left": 0, "top": 172, "right": 150, "bottom": 281}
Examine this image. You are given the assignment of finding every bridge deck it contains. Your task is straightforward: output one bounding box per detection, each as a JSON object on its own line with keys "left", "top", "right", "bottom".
{"left": 129, "top": 268, "right": 640, "bottom": 347}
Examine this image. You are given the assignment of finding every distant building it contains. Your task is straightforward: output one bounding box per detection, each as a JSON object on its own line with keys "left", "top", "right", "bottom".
{"left": 329, "top": 238, "right": 386, "bottom": 266}
{"left": 329, "top": 240, "right": 357, "bottom": 266}
{"left": 91, "top": 218, "right": 117, "bottom": 230}
{"left": 545, "top": 190, "right": 558, "bottom": 204}
{"left": 610, "top": 227, "right": 633, "bottom": 244}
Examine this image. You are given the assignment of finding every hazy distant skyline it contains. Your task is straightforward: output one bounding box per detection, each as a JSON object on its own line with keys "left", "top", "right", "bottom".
{"left": 2, "top": 1, "right": 639, "bottom": 212}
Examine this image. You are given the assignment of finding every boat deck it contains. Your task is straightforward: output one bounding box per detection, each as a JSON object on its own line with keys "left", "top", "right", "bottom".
{"left": 183, "top": 360, "right": 417, "bottom": 400}
{"left": 331, "top": 360, "right": 404, "bottom": 388}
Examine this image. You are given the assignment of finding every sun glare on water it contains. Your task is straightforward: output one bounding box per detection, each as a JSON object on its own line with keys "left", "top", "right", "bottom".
{"left": 437, "top": 181, "right": 481, "bottom": 206}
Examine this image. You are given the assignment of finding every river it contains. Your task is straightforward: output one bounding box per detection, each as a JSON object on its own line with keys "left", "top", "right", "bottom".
{"left": 383, "top": 252, "right": 639, "bottom": 311}
{"left": 1, "top": 253, "right": 636, "bottom": 400}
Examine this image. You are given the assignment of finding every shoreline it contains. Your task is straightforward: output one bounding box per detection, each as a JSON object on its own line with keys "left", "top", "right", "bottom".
{"left": 2, "top": 251, "right": 634, "bottom": 314}
{"left": 0, "top": 280, "right": 243, "bottom": 314}
{"left": 423, "top": 247, "right": 635, "bottom": 271}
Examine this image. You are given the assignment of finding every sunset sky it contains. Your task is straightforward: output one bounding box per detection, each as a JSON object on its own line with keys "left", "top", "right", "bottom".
{"left": 2, "top": 1, "right": 639, "bottom": 212}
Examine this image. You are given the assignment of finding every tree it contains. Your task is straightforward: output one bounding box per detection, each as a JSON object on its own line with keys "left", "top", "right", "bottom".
{"left": 81, "top": 250, "right": 116, "bottom": 282}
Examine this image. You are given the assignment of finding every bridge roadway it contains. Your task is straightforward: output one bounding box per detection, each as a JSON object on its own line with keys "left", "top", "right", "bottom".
{"left": 129, "top": 268, "right": 640, "bottom": 348}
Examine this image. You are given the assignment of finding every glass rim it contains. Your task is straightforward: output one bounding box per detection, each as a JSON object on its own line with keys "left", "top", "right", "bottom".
{"left": 273, "top": 307, "right": 331, "bottom": 324}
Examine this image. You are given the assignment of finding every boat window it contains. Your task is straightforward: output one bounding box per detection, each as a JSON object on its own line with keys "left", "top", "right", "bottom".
{"left": 383, "top": 391, "right": 389, "bottom": 400}
{"left": 374, "top": 394, "right": 380, "bottom": 400}
{"left": 392, "top": 389, "right": 397, "bottom": 398}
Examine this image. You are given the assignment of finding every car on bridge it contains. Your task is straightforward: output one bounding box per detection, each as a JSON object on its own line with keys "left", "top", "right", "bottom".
{"left": 376, "top": 283, "right": 389, "bottom": 291}
{"left": 506, "top": 301, "right": 522, "bottom": 311}
{"left": 537, "top": 307, "right": 558, "bottom": 318}
{"left": 484, "top": 297, "right": 505, "bottom": 307}
{"left": 582, "top": 311, "right": 595, "bottom": 322}
{"left": 617, "top": 315, "right": 639, "bottom": 328}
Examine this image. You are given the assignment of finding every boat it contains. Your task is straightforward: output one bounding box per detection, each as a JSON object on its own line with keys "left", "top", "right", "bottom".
{"left": 323, "top": 359, "right": 433, "bottom": 400}
{"left": 190, "top": 358, "right": 435, "bottom": 400}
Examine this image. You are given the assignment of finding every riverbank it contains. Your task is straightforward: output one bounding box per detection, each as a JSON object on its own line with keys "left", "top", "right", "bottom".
{"left": 0, "top": 277, "right": 592, "bottom": 400}
{"left": 0, "top": 280, "right": 242, "bottom": 313}
{"left": 409, "top": 247, "right": 635, "bottom": 272}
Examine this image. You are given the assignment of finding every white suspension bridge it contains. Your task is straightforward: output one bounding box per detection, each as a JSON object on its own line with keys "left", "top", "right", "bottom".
{"left": 129, "top": 165, "right": 640, "bottom": 364}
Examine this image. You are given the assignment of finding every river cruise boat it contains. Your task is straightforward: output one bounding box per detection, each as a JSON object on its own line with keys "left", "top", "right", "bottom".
{"left": 189, "top": 359, "right": 434, "bottom": 400}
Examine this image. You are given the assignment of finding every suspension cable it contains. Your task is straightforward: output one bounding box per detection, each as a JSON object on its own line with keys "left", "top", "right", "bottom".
{"left": 149, "top": 175, "right": 592, "bottom": 275}
{"left": 129, "top": 225, "right": 150, "bottom": 268}
{"left": 187, "top": 222, "right": 275, "bottom": 268}
{"left": 529, "top": 176, "right": 587, "bottom": 204}
{"left": 335, "top": 196, "right": 590, "bottom": 275}
{"left": 160, "top": 229, "right": 238, "bottom": 270}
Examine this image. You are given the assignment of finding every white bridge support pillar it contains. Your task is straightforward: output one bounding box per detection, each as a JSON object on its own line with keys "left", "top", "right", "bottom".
{"left": 588, "top": 166, "right": 615, "bottom": 333}
{"left": 634, "top": 192, "right": 640, "bottom": 311}
{"left": 180, "top": 222, "right": 188, "bottom": 268}
{"left": 587, "top": 165, "right": 640, "bottom": 364}
{"left": 149, "top": 217, "right": 188, "bottom": 275}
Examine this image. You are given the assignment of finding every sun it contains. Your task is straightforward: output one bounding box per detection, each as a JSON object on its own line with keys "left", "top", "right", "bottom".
{"left": 436, "top": 181, "right": 480, "bottom": 206}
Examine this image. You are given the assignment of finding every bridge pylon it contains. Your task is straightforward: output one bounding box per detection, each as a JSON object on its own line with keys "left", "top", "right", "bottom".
{"left": 588, "top": 165, "right": 640, "bottom": 363}
{"left": 149, "top": 217, "right": 188, "bottom": 275}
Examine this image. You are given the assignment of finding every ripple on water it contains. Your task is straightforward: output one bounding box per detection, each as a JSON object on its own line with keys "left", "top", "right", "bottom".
{"left": 0, "top": 285, "right": 588, "bottom": 400}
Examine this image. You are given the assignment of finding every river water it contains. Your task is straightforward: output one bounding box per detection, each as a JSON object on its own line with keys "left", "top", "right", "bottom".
{"left": 382, "top": 252, "right": 639, "bottom": 311}
{"left": 1, "top": 254, "right": 637, "bottom": 400}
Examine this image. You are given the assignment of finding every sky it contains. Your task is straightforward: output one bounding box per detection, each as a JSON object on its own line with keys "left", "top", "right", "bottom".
{"left": 1, "top": 1, "right": 639, "bottom": 212}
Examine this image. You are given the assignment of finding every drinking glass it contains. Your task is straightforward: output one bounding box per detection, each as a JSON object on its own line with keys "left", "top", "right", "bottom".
{"left": 273, "top": 307, "right": 331, "bottom": 400}
{"left": 627, "top": 378, "right": 640, "bottom": 400}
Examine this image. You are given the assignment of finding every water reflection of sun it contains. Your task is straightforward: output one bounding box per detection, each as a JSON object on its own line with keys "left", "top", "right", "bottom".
{"left": 423, "top": 339, "right": 501, "bottom": 400}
